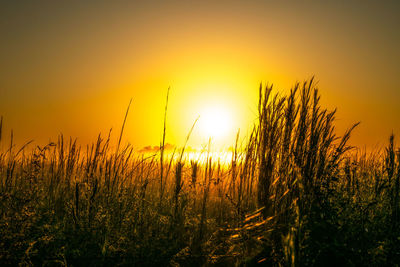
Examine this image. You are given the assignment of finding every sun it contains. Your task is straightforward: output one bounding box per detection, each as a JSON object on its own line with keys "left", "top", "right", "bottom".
{"left": 199, "top": 105, "right": 232, "bottom": 140}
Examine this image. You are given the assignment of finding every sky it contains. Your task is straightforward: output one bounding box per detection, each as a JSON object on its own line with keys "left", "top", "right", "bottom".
{"left": 0, "top": 0, "right": 399, "bottom": 150}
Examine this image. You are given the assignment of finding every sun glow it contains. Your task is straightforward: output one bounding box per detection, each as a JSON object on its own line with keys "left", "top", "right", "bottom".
{"left": 199, "top": 106, "right": 232, "bottom": 140}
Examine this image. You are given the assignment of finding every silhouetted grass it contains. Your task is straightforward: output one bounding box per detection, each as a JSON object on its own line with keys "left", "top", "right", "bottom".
{"left": 0, "top": 79, "right": 399, "bottom": 266}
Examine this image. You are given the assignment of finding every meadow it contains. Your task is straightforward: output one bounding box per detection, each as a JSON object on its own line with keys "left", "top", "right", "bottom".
{"left": 1, "top": 79, "right": 399, "bottom": 266}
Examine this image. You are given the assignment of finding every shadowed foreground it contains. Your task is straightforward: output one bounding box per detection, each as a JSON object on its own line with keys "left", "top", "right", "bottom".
{"left": 1, "top": 80, "right": 399, "bottom": 266}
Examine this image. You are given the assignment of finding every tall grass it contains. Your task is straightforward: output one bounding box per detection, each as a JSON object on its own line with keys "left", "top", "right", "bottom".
{"left": 0, "top": 79, "right": 399, "bottom": 266}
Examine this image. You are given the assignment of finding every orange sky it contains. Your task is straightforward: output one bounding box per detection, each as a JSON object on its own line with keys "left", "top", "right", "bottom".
{"left": 0, "top": 0, "right": 399, "bottom": 150}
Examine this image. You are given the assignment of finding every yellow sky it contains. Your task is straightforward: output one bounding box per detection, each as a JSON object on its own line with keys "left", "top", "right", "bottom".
{"left": 0, "top": 1, "right": 399, "bottom": 150}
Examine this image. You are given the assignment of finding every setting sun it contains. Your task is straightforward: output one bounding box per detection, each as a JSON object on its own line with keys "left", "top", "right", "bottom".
{"left": 199, "top": 105, "right": 232, "bottom": 140}
{"left": 1, "top": 1, "right": 399, "bottom": 265}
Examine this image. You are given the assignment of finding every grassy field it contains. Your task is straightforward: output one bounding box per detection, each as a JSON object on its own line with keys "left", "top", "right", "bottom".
{"left": 1, "top": 79, "right": 399, "bottom": 266}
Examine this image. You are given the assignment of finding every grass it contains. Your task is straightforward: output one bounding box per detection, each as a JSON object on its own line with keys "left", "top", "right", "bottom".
{"left": 0, "top": 79, "right": 399, "bottom": 266}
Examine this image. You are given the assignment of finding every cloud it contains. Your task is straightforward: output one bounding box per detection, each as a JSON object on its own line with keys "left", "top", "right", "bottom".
{"left": 138, "top": 143, "right": 176, "bottom": 153}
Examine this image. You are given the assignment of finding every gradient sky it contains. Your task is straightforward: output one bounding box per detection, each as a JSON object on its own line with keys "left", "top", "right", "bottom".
{"left": 1, "top": 0, "right": 399, "bottom": 150}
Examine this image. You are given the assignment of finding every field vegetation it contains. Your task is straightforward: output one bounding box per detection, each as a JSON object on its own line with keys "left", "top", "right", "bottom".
{"left": 1, "top": 79, "right": 399, "bottom": 266}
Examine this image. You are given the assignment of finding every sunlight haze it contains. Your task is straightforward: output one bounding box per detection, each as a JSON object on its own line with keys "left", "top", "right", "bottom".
{"left": 0, "top": 0, "right": 399, "bottom": 150}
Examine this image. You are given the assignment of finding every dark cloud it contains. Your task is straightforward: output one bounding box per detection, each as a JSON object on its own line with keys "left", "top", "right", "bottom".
{"left": 138, "top": 143, "right": 176, "bottom": 153}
